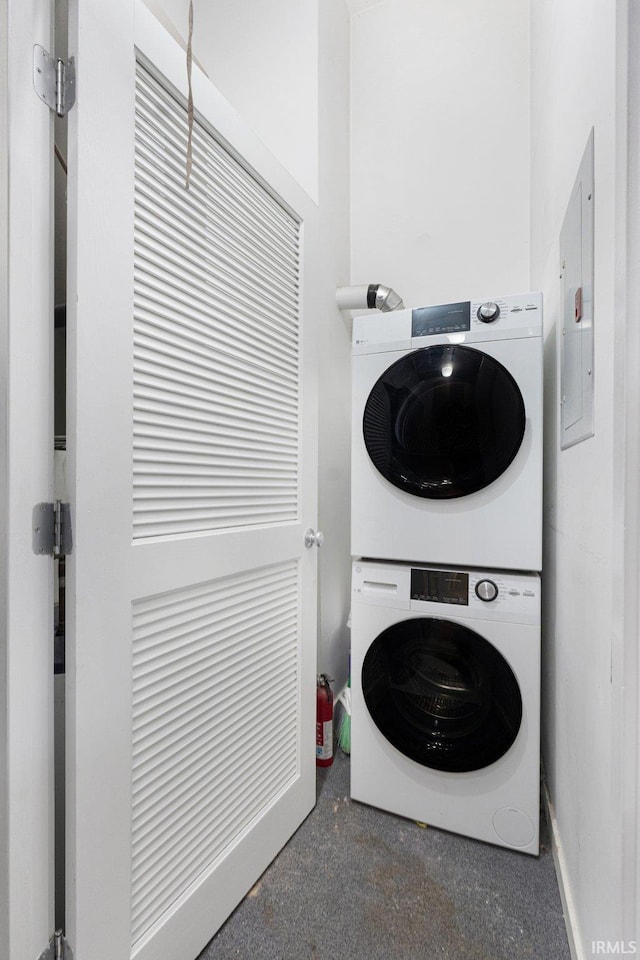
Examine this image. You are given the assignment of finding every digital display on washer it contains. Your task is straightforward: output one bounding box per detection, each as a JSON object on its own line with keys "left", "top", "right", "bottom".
{"left": 411, "top": 301, "right": 471, "bottom": 337}
{"left": 411, "top": 569, "right": 469, "bottom": 605}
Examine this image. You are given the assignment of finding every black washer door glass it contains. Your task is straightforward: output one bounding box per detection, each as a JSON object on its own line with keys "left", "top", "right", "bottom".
{"left": 362, "top": 617, "right": 522, "bottom": 772}
{"left": 363, "top": 345, "right": 526, "bottom": 499}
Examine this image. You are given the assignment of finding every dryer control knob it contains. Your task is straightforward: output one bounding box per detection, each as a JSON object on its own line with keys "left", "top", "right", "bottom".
{"left": 477, "top": 302, "right": 500, "bottom": 323}
{"left": 475, "top": 579, "right": 499, "bottom": 602}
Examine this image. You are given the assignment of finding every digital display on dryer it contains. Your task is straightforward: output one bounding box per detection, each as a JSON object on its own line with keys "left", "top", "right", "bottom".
{"left": 411, "top": 569, "right": 469, "bottom": 605}
{"left": 412, "top": 301, "right": 471, "bottom": 337}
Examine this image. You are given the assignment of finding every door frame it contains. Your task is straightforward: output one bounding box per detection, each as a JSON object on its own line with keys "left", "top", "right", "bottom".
{"left": 622, "top": 0, "right": 640, "bottom": 944}
{"left": 0, "top": 2, "right": 9, "bottom": 944}
{"left": 1, "top": 0, "right": 56, "bottom": 956}
{"left": 613, "top": 0, "right": 640, "bottom": 947}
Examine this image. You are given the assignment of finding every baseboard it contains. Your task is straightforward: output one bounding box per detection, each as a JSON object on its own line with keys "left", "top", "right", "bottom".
{"left": 543, "top": 781, "right": 585, "bottom": 960}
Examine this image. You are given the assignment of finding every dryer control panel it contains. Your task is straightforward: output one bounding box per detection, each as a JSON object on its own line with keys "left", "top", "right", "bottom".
{"left": 352, "top": 291, "right": 542, "bottom": 355}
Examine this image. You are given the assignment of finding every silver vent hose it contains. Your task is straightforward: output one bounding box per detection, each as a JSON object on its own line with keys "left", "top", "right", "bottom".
{"left": 336, "top": 283, "right": 405, "bottom": 313}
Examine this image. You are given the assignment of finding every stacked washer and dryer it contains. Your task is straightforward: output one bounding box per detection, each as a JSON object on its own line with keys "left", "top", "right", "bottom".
{"left": 349, "top": 293, "right": 543, "bottom": 855}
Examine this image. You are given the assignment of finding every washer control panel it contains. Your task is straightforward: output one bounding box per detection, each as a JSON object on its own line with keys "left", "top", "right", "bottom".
{"left": 429, "top": 570, "right": 538, "bottom": 624}
{"left": 410, "top": 568, "right": 469, "bottom": 605}
{"left": 410, "top": 567, "right": 538, "bottom": 612}
{"left": 352, "top": 561, "right": 540, "bottom": 624}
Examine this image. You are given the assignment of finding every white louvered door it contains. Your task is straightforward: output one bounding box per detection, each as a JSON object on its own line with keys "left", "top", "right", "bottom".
{"left": 65, "top": 3, "right": 319, "bottom": 959}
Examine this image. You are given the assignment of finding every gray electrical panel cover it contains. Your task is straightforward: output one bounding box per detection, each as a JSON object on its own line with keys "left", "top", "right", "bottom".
{"left": 559, "top": 128, "right": 594, "bottom": 449}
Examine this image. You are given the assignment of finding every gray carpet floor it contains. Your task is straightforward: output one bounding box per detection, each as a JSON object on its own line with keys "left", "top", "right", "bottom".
{"left": 198, "top": 749, "right": 571, "bottom": 960}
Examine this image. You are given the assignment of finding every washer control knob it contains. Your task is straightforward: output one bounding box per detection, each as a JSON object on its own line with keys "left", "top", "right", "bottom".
{"left": 477, "top": 302, "right": 500, "bottom": 323}
{"left": 475, "top": 579, "right": 499, "bottom": 602}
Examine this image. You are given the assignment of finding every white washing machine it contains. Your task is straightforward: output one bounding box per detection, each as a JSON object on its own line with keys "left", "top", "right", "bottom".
{"left": 350, "top": 559, "right": 540, "bottom": 854}
{"left": 351, "top": 292, "right": 543, "bottom": 571}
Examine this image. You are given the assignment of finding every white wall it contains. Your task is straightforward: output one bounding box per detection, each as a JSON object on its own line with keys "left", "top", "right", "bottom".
{"left": 142, "top": 0, "right": 318, "bottom": 201}
{"left": 315, "top": 0, "right": 352, "bottom": 691}
{"left": 350, "top": 0, "right": 530, "bottom": 307}
{"left": 530, "top": 0, "right": 627, "bottom": 953}
{"left": 142, "top": 0, "right": 353, "bottom": 687}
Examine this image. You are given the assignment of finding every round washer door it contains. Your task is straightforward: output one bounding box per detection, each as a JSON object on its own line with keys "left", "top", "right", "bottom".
{"left": 363, "top": 344, "right": 526, "bottom": 499}
{"left": 361, "top": 617, "right": 522, "bottom": 772}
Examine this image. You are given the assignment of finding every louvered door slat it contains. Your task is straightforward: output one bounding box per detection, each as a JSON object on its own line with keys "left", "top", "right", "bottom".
{"left": 133, "top": 64, "right": 301, "bottom": 541}
{"left": 133, "top": 337, "right": 298, "bottom": 405}
{"left": 133, "top": 362, "right": 298, "bottom": 421}
{"left": 134, "top": 378, "right": 298, "bottom": 430}
{"left": 134, "top": 232, "right": 299, "bottom": 336}
{"left": 134, "top": 176, "right": 300, "bottom": 301}
{"left": 131, "top": 559, "right": 300, "bottom": 947}
{"left": 132, "top": 659, "right": 296, "bottom": 833}
{"left": 135, "top": 78, "right": 298, "bottom": 269}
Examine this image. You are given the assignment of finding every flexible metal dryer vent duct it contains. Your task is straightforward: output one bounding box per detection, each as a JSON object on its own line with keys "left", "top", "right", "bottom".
{"left": 336, "top": 283, "right": 405, "bottom": 313}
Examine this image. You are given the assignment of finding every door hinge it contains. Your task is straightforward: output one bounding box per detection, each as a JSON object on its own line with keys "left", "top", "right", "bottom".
{"left": 33, "top": 45, "right": 76, "bottom": 117}
{"left": 37, "top": 930, "right": 73, "bottom": 960}
{"left": 32, "top": 501, "right": 73, "bottom": 557}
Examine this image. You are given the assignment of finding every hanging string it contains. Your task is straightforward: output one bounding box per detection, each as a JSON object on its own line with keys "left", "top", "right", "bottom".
{"left": 184, "top": 0, "right": 194, "bottom": 189}
{"left": 54, "top": 143, "right": 68, "bottom": 176}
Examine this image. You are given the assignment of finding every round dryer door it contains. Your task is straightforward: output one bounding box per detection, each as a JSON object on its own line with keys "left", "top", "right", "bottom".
{"left": 361, "top": 617, "right": 522, "bottom": 772}
{"left": 363, "top": 344, "right": 526, "bottom": 499}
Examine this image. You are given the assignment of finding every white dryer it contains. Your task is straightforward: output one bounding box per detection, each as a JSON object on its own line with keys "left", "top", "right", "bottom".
{"left": 351, "top": 293, "right": 543, "bottom": 571}
{"left": 350, "top": 559, "right": 540, "bottom": 854}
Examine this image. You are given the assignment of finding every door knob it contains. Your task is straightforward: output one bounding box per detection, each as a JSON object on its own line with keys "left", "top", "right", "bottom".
{"left": 304, "top": 528, "right": 325, "bottom": 548}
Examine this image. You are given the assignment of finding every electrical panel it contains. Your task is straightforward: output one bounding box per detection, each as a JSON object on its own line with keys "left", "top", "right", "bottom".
{"left": 559, "top": 128, "right": 594, "bottom": 449}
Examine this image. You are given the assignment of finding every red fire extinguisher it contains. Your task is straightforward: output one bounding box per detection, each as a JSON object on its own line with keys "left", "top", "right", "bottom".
{"left": 316, "top": 674, "right": 334, "bottom": 767}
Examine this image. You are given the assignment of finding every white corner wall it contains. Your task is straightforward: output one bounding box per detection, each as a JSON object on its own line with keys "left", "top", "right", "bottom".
{"left": 531, "top": 0, "right": 627, "bottom": 954}
{"left": 142, "top": 0, "right": 319, "bottom": 201}
{"left": 350, "top": 0, "right": 530, "bottom": 307}
{"left": 316, "top": 0, "right": 352, "bottom": 692}
{"left": 142, "top": 0, "right": 353, "bottom": 686}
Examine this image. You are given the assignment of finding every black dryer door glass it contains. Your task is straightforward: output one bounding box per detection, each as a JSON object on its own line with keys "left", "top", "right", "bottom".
{"left": 362, "top": 617, "right": 522, "bottom": 773}
{"left": 363, "top": 345, "right": 526, "bottom": 499}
